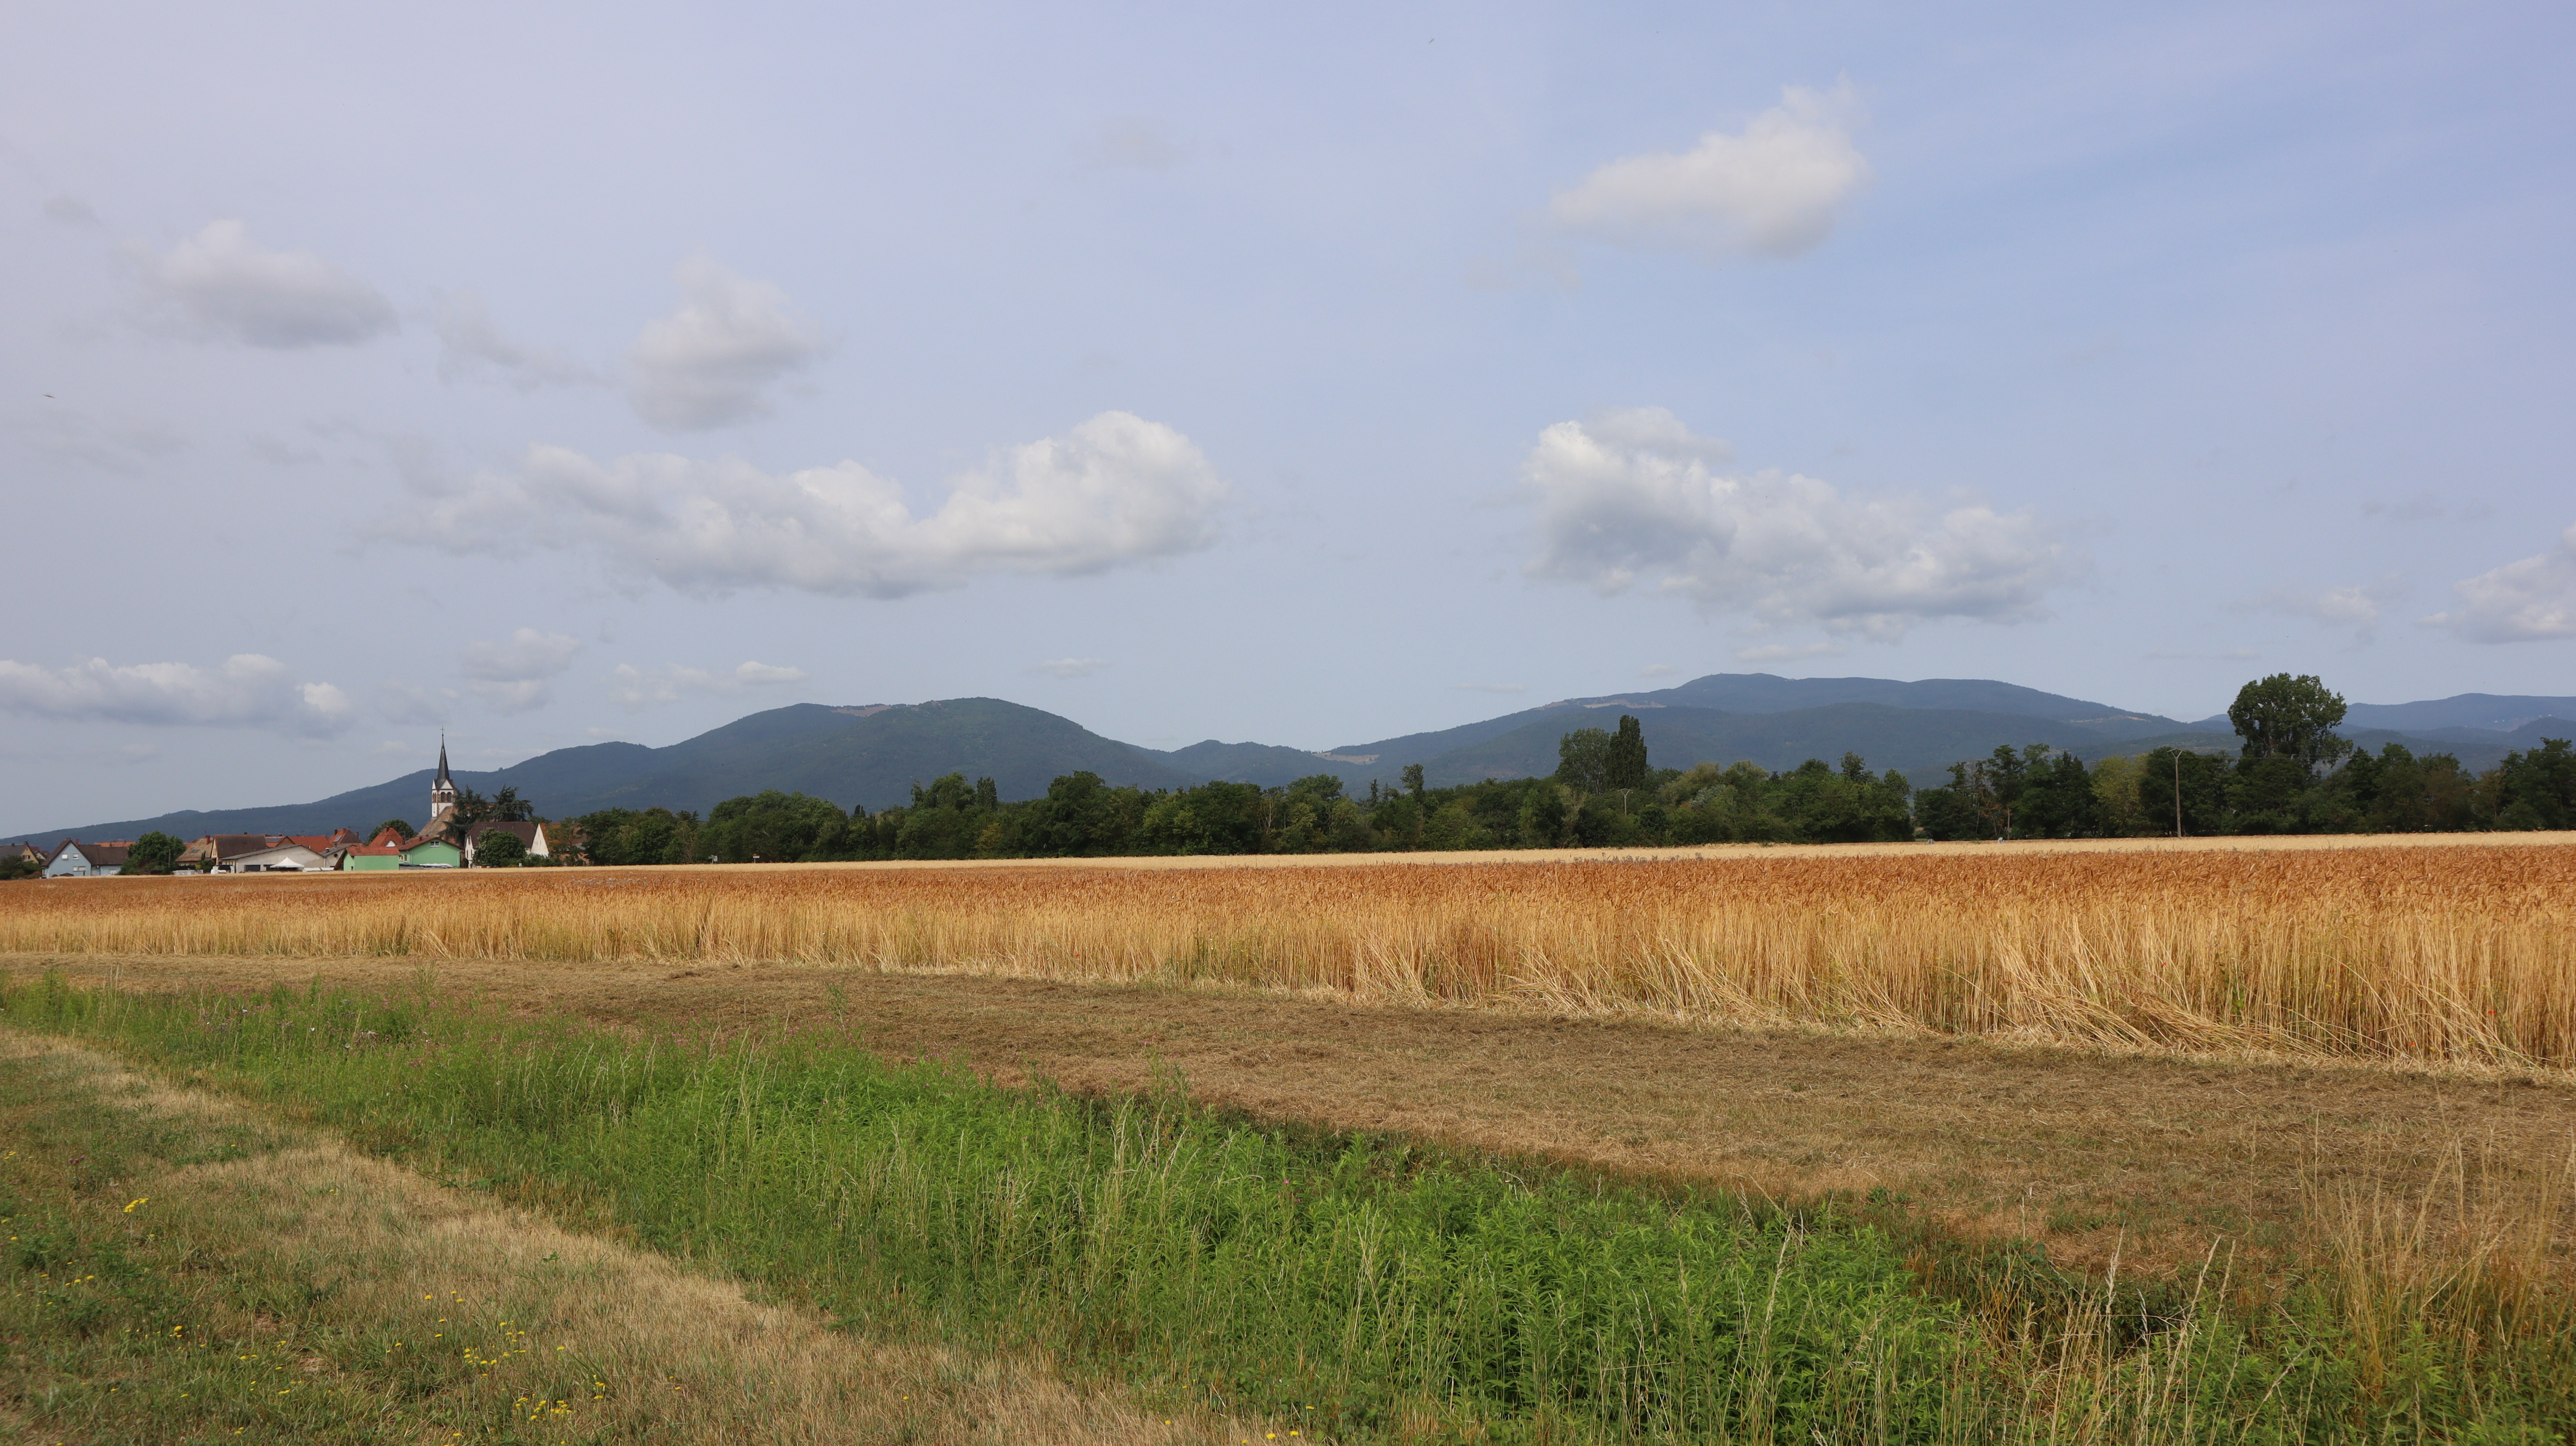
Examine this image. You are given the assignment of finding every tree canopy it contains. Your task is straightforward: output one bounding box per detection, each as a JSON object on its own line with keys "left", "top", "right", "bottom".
{"left": 2228, "top": 674, "right": 2352, "bottom": 772}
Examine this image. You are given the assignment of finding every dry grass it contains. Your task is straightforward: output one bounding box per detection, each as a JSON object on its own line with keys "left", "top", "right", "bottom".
{"left": 9, "top": 837, "right": 2576, "bottom": 1067}
{"left": 51, "top": 951, "right": 2576, "bottom": 1282}
{"left": 0, "top": 1027, "right": 1261, "bottom": 1445}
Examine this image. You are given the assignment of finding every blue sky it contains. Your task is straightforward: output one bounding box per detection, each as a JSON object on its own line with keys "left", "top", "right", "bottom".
{"left": 4, "top": 0, "right": 2571, "bottom": 830}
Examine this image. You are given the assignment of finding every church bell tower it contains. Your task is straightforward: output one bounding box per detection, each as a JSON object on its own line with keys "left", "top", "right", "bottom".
{"left": 430, "top": 734, "right": 458, "bottom": 825}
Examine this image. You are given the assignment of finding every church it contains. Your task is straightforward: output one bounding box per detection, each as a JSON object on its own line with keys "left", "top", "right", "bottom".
{"left": 393, "top": 737, "right": 554, "bottom": 868}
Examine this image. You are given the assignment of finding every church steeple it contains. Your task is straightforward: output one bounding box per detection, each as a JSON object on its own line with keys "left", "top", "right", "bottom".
{"left": 430, "top": 733, "right": 458, "bottom": 823}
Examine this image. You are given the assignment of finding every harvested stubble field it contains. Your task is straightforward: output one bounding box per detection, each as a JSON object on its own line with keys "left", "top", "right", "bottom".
{"left": 10, "top": 834, "right": 2576, "bottom": 1441}
{"left": 9, "top": 832, "right": 2576, "bottom": 1066}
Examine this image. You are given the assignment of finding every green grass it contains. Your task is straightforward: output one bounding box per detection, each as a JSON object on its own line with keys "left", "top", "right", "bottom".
{"left": 0, "top": 1042, "right": 506, "bottom": 1443}
{"left": 7, "top": 971, "right": 2574, "bottom": 1444}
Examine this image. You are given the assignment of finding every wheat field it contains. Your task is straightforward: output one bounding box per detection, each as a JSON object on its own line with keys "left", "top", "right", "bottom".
{"left": 8, "top": 836, "right": 2574, "bottom": 1066}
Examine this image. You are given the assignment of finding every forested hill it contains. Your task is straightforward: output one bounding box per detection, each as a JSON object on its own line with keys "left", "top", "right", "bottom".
{"left": 12, "top": 675, "right": 2570, "bottom": 843}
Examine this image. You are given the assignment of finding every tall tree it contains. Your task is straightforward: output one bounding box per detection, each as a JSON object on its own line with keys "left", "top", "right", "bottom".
{"left": 2228, "top": 674, "right": 2353, "bottom": 772}
{"left": 1604, "top": 715, "right": 1650, "bottom": 795}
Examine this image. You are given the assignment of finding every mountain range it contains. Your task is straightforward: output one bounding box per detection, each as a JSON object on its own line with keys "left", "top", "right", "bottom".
{"left": 12, "top": 674, "right": 2573, "bottom": 845}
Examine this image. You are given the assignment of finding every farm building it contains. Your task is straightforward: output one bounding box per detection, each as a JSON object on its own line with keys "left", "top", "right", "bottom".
{"left": 224, "top": 841, "right": 328, "bottom": 872}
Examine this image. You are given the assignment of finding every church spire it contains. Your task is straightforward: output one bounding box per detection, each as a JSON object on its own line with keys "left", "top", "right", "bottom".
{"left": 430, "top": 732, "right": 459, "bottom": 823}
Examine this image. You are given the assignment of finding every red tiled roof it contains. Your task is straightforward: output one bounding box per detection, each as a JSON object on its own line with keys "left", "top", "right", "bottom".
{"left": 343, "top": 845, "right": 404, "bottom": 857}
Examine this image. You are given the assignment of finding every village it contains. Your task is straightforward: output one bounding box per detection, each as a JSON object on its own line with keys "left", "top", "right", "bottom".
{"left": 15, "top": 741, "right": 563, "bottom": 877}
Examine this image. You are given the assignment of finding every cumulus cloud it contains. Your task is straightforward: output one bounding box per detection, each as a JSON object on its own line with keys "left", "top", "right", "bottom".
{"left": 607, "top": 660, "right": 808, "bottom": 709}
{"left": 1521, "top": 407, "right": 2074, "bottom": 639}
{"left": 2421, "top": 524, "right": 2576, "bottom": 642}
{"left": 131, "top": 220, "right": 396, "bottom": 348}
{"left": 436, "top": 291, "right": 601, "bottom": 388}
{"left": 624, "top": 255, "right": 826, "bottom": 429}
{"left": 0, "top": 654, "right": 351, "bottom": 735}
{"left": 457, "top": 629, "right": 582, "bottom": 713}
{"left": 2241, "top": 574, "right": 2404, "bottom": 638}
{"left": 1549, "top": 84, "right": 1869, "bottom": 261}
{"left": 394, "top": 410, "right": 1228, "bottom": 598}
{"left": 1030, "top": 657, "right": 1108, "bottom": 677}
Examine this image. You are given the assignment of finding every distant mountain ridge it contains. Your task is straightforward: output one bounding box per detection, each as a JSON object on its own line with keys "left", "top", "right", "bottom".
{"left": 12, "top": 674, "right": 2572, "bottom": 845}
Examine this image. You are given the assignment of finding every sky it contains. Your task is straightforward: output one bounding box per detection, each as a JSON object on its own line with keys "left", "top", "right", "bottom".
{"left": 4, "top": 0, "right": 2573, "bottom": 832}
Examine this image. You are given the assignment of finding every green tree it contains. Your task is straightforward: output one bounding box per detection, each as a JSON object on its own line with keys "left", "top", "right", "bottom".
{"left": 2492, "top": 737, "right": 2576, "bottom": 830}
{"left": 702, "top": 790, "right": 847, "bottom": 863}
{"left": 2228, "top": 673, "right": 2353, "bottom": 772}
{"left": 474, "top": 829, "right": 529, "bottom": 867}
{"left": 1604, "top": 715, "right": 1650, "bottom": 794}
{"left": 440, "top": 787, "right": 492, "bottom": 844}
{"left": 125, "top": 831, "right": 184, "bottom": 875}
{"left": 370, "top": 818, "right": 415, "bottom": 843}
{"left": 1555, "top": 728, "right": 1611, "bottom": 793}
{"left": 2139, "top": 747, "right": 2231, "bottom": 836}
{"left": 1519, "top": 784, "right": 1571, "bottom": 847}
{"left": 1400, "top": 762, "right": 1426, "bottom": 804}
{"left": 488, "top": 786, "right": 535, "bottom": 822}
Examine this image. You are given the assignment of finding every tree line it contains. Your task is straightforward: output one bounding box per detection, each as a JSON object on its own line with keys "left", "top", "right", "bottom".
{"left": 565, "top": 677, "right": 2571, "bottom": 864}
{"left": 19, "top": 672, "right": 2554, "bottom": 877}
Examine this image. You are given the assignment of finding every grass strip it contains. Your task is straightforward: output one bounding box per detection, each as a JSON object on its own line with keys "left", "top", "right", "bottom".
{"left": 0, "top": 1029, "right": 1245, "bottom": 1445}
{"left": 7, "top": 971, "right": 2574, "bottom": 1443}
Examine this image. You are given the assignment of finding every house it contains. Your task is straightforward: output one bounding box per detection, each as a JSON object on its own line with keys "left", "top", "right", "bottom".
{"left": 8, "top": 843, "right": 45, "bottom": 867}
{"left": 339, "top": 844, "right": 404, "bottom": 872}
{"left": 462, "top": 819, "right": 552, "bottom": 866}
{"left": 44, "top": 840, "right": 133, "bottom": 877}
{"left": 399, "top": 837, "right": 462, "bottom": 869}
{"left": 225, "top": 841, "right": 327, "bottom": 872}
{"left": 342, "top": 825, "right": 410, "bottom": 869}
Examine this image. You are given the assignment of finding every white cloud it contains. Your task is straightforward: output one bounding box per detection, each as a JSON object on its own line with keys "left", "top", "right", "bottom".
{"left": 0, "top": 654, "right": 352, "bottom": 735}
{"left": 2421, "top": 524, "right": 2576, "bottom": 642}
{"left": 1549, "top": 84, "right": 1870, "bottom": 261}
{"left": 1030, "top": 657, "right": 1109, "bottom": 677}
{"left": 2241, "top": 574, "right": 2404, "bottom": 637}
{"left": 395, "top": 410, "right": 1228, "bottom": 598}
{"left": 436, "top": 291, "right": 601, "bottom": 387}
{"left": 607, "top": 660, "right": 808, "bottom": 709}
{"left": 44, "top": 194, "right": 100, "bottom": 225}
{"left": 131, "top": 220, "right": 396, "bottom": 348}
{"left": 1522, "top": 407, "right": 2075, "bottom": 639}
{"left": 624, "top": 255, "right": 826, "bottom": 429}
{"left": 458, "top": 629, "right": 582, "bottom": 713}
